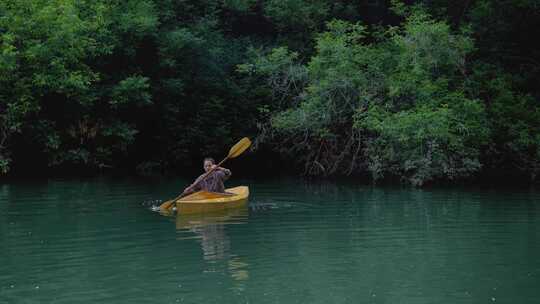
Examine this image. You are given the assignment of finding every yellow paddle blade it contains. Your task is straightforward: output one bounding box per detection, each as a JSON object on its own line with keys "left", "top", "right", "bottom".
{"left": 227, "top": 137, "right": 251, "bottom": 158}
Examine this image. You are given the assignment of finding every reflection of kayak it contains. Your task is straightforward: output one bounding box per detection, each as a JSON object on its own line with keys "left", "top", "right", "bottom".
{"left": 175, "top": 207, "right": 248, "bottom": 230}
{"left": 177, "top": 186, "right": 249, "bottom": 214}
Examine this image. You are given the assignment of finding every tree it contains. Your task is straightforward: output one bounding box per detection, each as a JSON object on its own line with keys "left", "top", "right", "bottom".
{"left": 240, "top": 9, "right": 490, "bottom": 185}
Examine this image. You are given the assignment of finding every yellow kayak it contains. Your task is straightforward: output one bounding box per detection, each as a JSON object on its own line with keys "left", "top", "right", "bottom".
{"left": 176, "top": 186, "right": 249, "bottom": 214}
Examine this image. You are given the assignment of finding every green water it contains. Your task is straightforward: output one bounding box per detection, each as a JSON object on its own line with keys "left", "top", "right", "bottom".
{"left": 1, "top": 178, "right": 539, "bottom": 303}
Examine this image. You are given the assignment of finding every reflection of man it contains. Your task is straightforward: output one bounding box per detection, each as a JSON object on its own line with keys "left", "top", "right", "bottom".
{"left": 183, "top": 158, "right": 231, "bottom": 195}
{"left": 192, "top": 223, "right": 230, "bottom": 261}
{"left": 175, "top": 210, "right": 250, "bottom": 285}
{"left": 193, "top": 224, "right": 249, "bottom": 291}
{"left": 229, "top": 257, "right": 249, "bottom": 281}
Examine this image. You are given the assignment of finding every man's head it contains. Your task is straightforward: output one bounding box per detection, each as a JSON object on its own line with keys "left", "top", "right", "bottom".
{"left": 203, "top": 157, "right": 215, "bottom": 172}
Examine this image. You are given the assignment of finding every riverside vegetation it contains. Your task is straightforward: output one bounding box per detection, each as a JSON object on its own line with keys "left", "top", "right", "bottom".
{"left": 1, "top": 0, "right": 538, "bottom": 185}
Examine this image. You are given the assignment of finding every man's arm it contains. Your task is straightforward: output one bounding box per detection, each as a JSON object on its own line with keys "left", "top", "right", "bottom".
{"left": 183, "top": 174, "right": 204, "bottom": 194}
{"left": 221, "top": 167, "right": 231, "bottom": 180}
{"left": 213, "top": 165, "right": 231, "bottom": 181}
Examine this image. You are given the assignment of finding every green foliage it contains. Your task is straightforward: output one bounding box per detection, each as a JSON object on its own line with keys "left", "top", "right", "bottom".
{"left": 242, "top": 9, "right": 492, "bottom": 185}
{"left": 0, "top": 0, "right": 153, "bottom": 172}
{"left": 223, "top": 0, "right": 257, "bottom": 11}
{"left": 355, "top": 10, "right": 487, "bottom": 184}
{"left": 467, "top": 64, "right": 540, "bottom": 180}
{"left": 0, "top": 0, "right": 537, "bottom": 185}
{"left": 263, "top": 0, "right": 330, "bottom": 31}
{"left": 0, "top": 0, "right": 102, "bottom": 171}
{"left": 110, "top": 76, "right": 152, "bottom": 108}
{"left": 358, "top": 98, "right": 488, "bottom": 185}
{"left": 115, "top": 0, "right": 159, "bottom": 37}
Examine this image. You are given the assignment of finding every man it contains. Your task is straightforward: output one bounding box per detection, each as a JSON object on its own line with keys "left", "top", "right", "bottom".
{"left": 183, "top": 157, "right": 232, "bottom": 195}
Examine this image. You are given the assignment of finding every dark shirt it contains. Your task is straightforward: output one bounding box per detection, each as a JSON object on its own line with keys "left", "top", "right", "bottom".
{"left": 191, "top": 168, "right": 231, "bottom": 193}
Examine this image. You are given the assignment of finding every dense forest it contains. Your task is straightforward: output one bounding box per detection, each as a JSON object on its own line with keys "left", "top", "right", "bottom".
{"left": 0, "top": 0, "right": 539, "bottom": 185}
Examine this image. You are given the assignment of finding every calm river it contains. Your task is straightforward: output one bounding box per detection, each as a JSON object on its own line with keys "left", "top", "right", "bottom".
{"left": 1, "top": 178, "right": 539, "bottom": 303}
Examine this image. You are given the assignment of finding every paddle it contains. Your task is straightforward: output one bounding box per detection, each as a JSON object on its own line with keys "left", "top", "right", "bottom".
{"left": 159, "top": 137, "right": 251, "bottom": 211}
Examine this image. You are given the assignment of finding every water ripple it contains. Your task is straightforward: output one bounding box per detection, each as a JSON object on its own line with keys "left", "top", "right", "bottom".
{"left": 1, "top": 179, "right": 539, "bottom": 303}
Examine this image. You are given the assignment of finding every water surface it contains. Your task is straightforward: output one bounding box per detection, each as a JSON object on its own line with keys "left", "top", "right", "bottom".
{"left": 1, "top": 178, "right": 539, "bottom": 303}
